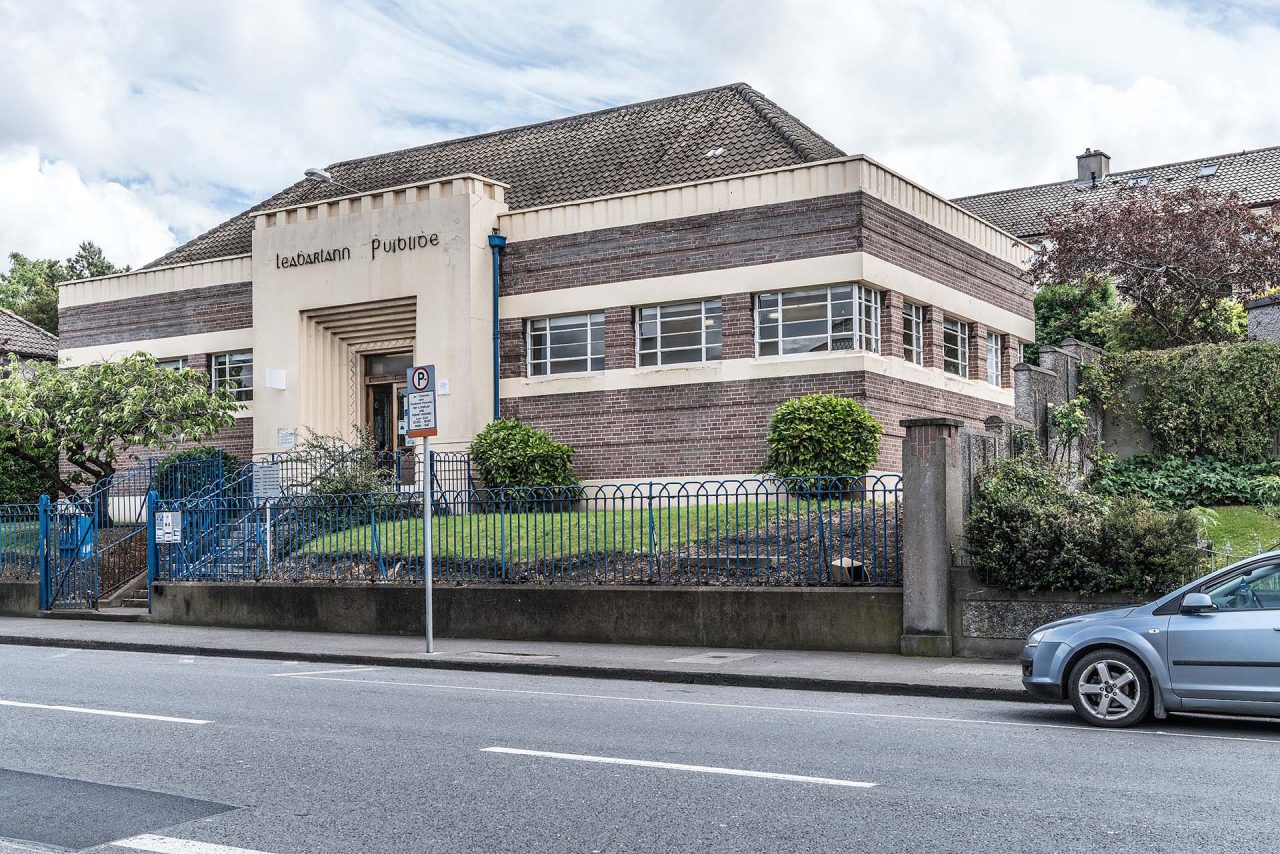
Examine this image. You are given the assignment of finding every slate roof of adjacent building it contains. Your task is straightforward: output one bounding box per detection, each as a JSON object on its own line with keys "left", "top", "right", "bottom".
{"left": 0, "top": 309, "right": 58, "bottom": 360}
{"left": 143, "top": 83, "right": 845, "bottom": 270}
{"left": 953, "top": 145, "right": 1280, "bottom": 240}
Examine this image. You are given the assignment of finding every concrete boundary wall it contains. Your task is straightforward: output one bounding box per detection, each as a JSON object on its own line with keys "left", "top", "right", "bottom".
{"left": 0, "top": 582, "right": 37, "bottom": 616}
{"left": 151, "top": 583, "right": 902, "bottom": 653}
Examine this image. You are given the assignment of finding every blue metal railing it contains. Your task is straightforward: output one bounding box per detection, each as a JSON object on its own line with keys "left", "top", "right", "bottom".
{"left": 0, "top": 502, "right": 43, "bottom": 581}
{"left": 155, "top": 475, "right": 903, "bottom": 587}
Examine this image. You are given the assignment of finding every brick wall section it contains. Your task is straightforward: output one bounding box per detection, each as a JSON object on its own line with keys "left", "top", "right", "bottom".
{"left": 603, "top": 307, "right": 634, "bottom": 371}
{"left": 858, "top": 196, "right": 1031, "bottom": 318}
{"left": 500, "top": 195, "right": 860, "bottom": 297}
{"left": 1000, "top": 335, "right": 1018, "bottom": 388}
{"left": 59, "top": 282, "right": 253, "bottom": 349}
{"left": 502, "top": 374, "right": 1011, "bottom": 477}
{"left": 968, "top": 322, "right": 988, "bottom": 382}
{"left": 500, "top": 193, "right": 1032, "bottom": 322}
{"left": 880, "top": 290, "right": 903, "bottom": 359}
{"left": 922, "top": 306, "right": 944, "bottom": 369}
{"left": 719, "top": 293, "right": 754, "bottom": 360}
{"left": 499, "top": 319, "right": 525, "bottom": 380}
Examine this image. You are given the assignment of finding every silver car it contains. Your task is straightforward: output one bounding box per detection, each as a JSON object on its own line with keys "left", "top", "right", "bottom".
{"left": 1021, "top": 552, "right": 1280, "bottom": 727}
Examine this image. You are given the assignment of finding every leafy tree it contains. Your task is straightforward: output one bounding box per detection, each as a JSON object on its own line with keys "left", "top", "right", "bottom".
{"left": 1030, "top": 186, "right": 1280, "bottom": 349}
{"left": 0, "top": 241, "right": 128, "bottom": 335}
{"left": 0, "top": 354, "right": 239, "bottom": 507}
{"left": 1030, "top": 276, "right": 1117, "bottom": 357}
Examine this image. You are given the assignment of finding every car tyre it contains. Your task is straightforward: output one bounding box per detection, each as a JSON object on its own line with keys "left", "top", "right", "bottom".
{"left": 1067, "top": 648, "right": 1152, "bottom": 728}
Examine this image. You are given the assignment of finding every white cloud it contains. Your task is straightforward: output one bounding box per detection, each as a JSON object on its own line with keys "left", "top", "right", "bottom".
{"left": 3, "top": 0, "right": 1280, "bottom": 269}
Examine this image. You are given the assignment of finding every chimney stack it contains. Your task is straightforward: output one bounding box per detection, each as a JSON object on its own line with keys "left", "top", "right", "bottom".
{"left": 1076, "top": 148, "right": 1111, "bottom": 186}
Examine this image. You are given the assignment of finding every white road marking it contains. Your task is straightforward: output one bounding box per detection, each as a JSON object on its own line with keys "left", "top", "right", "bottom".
{"left": 269, "top": 665, "right": 384, "bottom": 677}
{"left": 278, "top": 673, "right": 1280, "bottom": 746}
{"left": 0, "top": 699, "right": 210, "bottom": 725}
{"left": 483, "top": 746, "right": 877, "bottom": 788}
{"left": 112, "top": 834, "right": 277, "bottom": 854}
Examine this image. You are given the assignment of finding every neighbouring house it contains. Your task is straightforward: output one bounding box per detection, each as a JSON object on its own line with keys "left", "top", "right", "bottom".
{"left": 56, "top": 82, "right": 1037, "bottom": 478}
{"left": 953, "top": 145, "right": 1280, "bottom": 241}
{"left": 0, "top": 308, "right": 58, "bottom": 369}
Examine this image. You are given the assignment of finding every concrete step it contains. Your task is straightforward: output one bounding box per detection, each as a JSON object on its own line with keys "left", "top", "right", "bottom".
{"left": 39, "top": 607, "right": 151, "bottom": 622}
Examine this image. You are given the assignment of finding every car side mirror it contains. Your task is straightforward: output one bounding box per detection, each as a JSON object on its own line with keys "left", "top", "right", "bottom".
{"left": 1180, "top": 592, "right": 1217, "bottom": 614}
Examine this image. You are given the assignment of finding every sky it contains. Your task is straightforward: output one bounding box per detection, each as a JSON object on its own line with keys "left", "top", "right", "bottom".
{"left": 4, "top": 0, "right": 1280, "bottom": 272}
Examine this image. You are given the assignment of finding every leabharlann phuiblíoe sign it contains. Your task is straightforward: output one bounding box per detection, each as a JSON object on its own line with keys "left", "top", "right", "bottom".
{"left": 406, "top": 364, "right": 438, "bottom": 439}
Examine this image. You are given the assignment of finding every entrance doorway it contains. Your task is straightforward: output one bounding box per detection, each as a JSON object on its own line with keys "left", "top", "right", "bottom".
{"left": 364, "top": 352, "right": 416, "bottom": 486}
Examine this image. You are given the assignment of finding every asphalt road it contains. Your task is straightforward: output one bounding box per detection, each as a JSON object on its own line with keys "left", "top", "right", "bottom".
{"left": 1, "top": 644, "right": 1278, "bottom": 854}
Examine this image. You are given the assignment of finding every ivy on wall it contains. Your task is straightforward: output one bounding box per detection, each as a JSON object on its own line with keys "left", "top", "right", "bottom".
{"left": 1091, "top": 340, "right": 1280, "bottom": 463}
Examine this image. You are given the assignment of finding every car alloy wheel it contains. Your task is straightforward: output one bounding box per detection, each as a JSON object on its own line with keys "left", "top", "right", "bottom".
{"left": 1076, "top": 659, "right": 1141, "bottom": 722}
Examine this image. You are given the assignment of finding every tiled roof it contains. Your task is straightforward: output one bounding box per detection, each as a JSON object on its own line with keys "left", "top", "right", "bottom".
{"left": 0, "top": 309, "right": 57, "bottom": 360}
{"left": 953, "top": 145, "right": 1280, "bottom": 239}
{"left": 144, "top": 83, "right": 844, "bottom": 269}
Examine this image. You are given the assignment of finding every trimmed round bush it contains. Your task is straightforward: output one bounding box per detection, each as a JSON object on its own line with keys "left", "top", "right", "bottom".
{"left": 762, "top": 394, "right": 883, "bottom": 481}
{"left": 469, "top": 419, "right": 579, "bottom": 489}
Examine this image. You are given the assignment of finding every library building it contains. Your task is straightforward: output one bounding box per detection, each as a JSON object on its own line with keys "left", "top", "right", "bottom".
{"left": 57, "top": 83, "right": 1034, "bottom": 478}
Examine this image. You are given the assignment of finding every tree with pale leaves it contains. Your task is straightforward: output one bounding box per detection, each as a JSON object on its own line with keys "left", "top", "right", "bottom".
{"left": 0, "top": 354, "right": 239, "bottom": 512}
{"left": 1030, "top": 186, "right": 1280, "bottom": 349}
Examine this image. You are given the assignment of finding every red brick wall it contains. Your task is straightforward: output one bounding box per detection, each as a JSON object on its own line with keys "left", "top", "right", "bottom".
{"left": 60, "top": 282, "right": 253, "bottom": 349}
{"left": 501, "top": 374, "right": 1010, "bottom": 477}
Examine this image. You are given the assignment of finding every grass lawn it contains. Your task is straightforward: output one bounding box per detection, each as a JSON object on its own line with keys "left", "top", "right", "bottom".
{"left": 1200, "top": 505, "right": 1280, "bottom": 561}
{"left": 302, "top": 499, "right": 875, "bottom": 560}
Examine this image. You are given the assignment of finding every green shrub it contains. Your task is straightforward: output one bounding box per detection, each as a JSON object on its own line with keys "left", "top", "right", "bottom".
{"left": 1096, "top": 496, "right": 1203, "bottom": 596}
{"left": 0, "top": 441, "right": 53, "bottom": 502}
{"left": 152, "top": 447, "right": 239, "bottom": 500}
{"left": 469, "top": 419, "right": 579, "bottom": 489}
{"left": 1029, "top": 276, "right": 1116, "bottom": 360}
{"left": 762, "top": 394, "right": 882, "bottom": 484}
{"left": 1094, "top": 340, "right": 1280, "bottom": 462}
{"left": 1089, "top": 455, "right": 1280, "bottom": 509}
{"left": 965, "top": 455, "right": 1105, "bottom": 594}
{"left": 966, "top": 454, "right": 1202, "bottom": 597}
{"left": 298, "top": 429, "right": 396, "bottom": 496}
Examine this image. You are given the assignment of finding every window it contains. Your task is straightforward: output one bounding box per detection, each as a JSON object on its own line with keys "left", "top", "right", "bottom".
{"left": 756, "top": 285, "right": 881, "bottom": 357}
{"left": 986, "top": 332, "right": 1003, "bottom": 386}
{"left": 527, "top": 313, "right": 605, "bottom": 376}
{"left": 1198, "top": 163, "right": 1220, "bottom": 178}
{"left": 1126, "top": 175, "right": 1150, "bottom": 188}
{"left": 1204, "top": 564, "right": 1280, "bottom": 610}
{"left": 942, "top": 317, "right": 969, "bottom": 377}
{"left": 636, "top": 300, "right": 722, "bottom": 367}
{"left": 157, "top": 357, "right": 188, "bottom": 371}
{"left": 902, "top": 302, "right": 924, "bottom": 366}
{"left": 211, "top": 351, "right": 253, "bottom": 402}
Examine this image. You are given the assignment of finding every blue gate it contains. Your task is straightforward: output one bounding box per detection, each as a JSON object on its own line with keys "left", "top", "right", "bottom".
{"left": 38, "top": 497, "right": 100, "bottom": 610}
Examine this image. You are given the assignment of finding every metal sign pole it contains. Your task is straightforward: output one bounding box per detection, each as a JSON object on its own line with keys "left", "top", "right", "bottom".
{"left": 424, "top": 436, "right": 434, "bottom": 653}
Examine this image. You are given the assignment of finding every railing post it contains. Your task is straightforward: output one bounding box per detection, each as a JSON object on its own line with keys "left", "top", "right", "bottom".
{"left": 37, "top": 494, "right": 50, "bottom": 611}
{"left": 146, "top": 490, "right": 158, "bottom": 612}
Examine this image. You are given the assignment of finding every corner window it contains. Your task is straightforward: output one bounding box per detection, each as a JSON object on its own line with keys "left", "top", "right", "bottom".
{"left": 157, "top": 356, "right": 189, "bottom": 371}
{"left": 756, "top": 285, "right": 881, "bottom": 357}
{"left": 636, "top": 300, "right": 722, "bottom": 367}
{"left": 942, "top": 317, "right": 969, "bottom": 377}
{"left": 902, "top": 302, "right": 924, "bottom": 366}
{"left": 211, "top": 351, "right": 253, "bottom": 402}
{"left": 527, "top": 313, "right": 605, "bottom": 376}
{"left": 986, "top": 332, "right": 1003, "bottom": 386}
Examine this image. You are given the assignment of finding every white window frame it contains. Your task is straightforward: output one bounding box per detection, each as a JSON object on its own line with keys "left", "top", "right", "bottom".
{"left": 526, "top": 313, "right": 606, "bottom": 377}
{"left": 211, "top": 351, "right": 253, "bottom": 402}
{"left": 157, "top": 356, "right": 188, "bottom": 371}
{"left": 635, "top": 300, "right": 723, "bottom": 367}
{"left": 986, "top": 332, "right": 1003, "bottom": 386}
{"left": 755, "top": 284, "right": 881, "bottom": 357}
{"left": 942, "top": 317, "right": 969, "bottom": 377}
{"left": 902, "top": 302, "right": 924, "bottom": 366}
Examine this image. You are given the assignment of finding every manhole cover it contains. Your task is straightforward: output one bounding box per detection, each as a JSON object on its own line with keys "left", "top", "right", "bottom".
{"left": 0, "top": 768, "right": 235, "bottom": 851}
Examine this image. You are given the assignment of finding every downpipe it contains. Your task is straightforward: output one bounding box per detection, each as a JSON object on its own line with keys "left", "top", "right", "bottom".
{"left": 488, "top": 231, "right": 507, "bottom": 422}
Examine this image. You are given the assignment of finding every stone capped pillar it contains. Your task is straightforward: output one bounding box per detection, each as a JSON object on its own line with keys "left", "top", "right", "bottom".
{"left": 899, "top": 418, "right": 964, "bottom": 657}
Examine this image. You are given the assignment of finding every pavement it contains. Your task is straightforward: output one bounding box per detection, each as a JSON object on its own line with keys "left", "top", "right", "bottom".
{"left": 0, "top": 615, "right": 1028, "bottom": 701}
{"left": 2, "top": 644, "right": 1278, "bottom": 853}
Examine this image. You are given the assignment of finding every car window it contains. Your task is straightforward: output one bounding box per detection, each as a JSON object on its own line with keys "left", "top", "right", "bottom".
{"left": 1205, "top": 563, "right": 1280, "bottom": 610}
